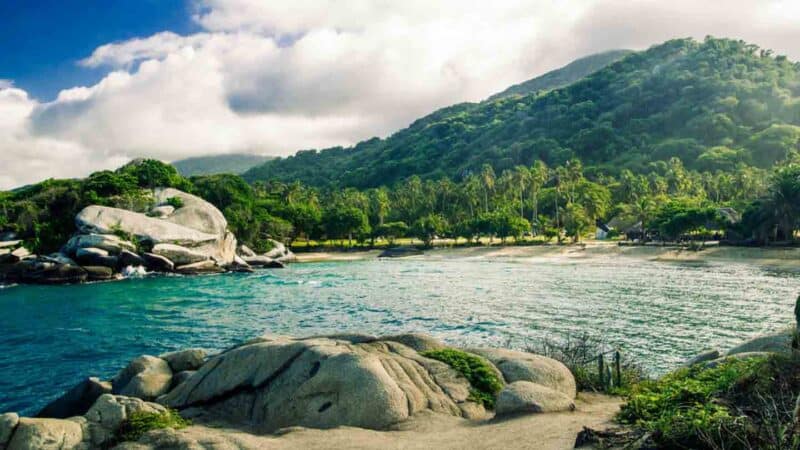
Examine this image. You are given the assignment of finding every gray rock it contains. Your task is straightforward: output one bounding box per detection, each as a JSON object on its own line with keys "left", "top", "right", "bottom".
{"left": 117, "top": 250, "right": 145, "bottom": 269}
{"left": 151, "top": 243, "right": 208, "bottom": 266}
{"left": 149, "top": 205, "right": 174, "bottom": 218}
{"left": 726, "top": 331, "right": 792, "bottom": 356}
{"left": 308, "top": 333, "right": 377, "bottom": 344}
{"left": 378, "top": 247, "right": 424, "bottom": 258}
{"left": 84, "top": 394, "right": 166, "bottom": 447}
{"left": 238, "top": 245, "right": 256, "bottom": 257}
{"left": 37, "top": 377, "right": 112, "bottom": 419}
{"left": 227, "top": 255, "right": 254, "bottom": 273}
{"left": 75, "top": 206, "right": 219, "bottom": 247}
{"left": 141, "top": 253, "right": 174, "bottom": 272}
{"left": 83, "top": 266, "right": 115, "bottom": 281}
{"left": 263, "top": 240, "right": 287, "bottom": 259}
{"left": 170, "top": 370, "right": 196, "bottom": 390}
{"left": 0, "top": 240, "right": 21, "bottom": 249}
{"left": 160, "top": 337, "right": 484, "bottom": 431}
{"left": 467, "top": 348, "right": 576, "bottom": 399}
{"left": 63, "top": 234, "right": 136, "bottom": 256}
{"left": 495, "top": 381, "right": 575, "bottom": 415}
{"left": 5, "top": 418, "right": 83, "bottom": 450}
{"left": 112, "top": 356, "right": 173, "bottom": 401}
{"left": 154, "top": 188, "right": 228, "bottom": 236}
{"left": 75, "top": 248, "right": 118, "bottom": 268}
{"left": 175, "top": 260, "right": 225, "bottom": 275}
{"left": 5, "top": 261, "right": 88, "bottom": 285}
{"left": 76, "top": 247, "right": 109, "bottom": 259}
{"left": 159, "top": 349, "right": 206, "bottom": 372}
{"left": 382, "top": 333, "right": 446, "bottom": 353}
{"left": 242, "top": 255, "right": 284, "bottom": 268}
{"left": 0, "top": 413, "right": 19, "bottom": 449}
{"left": 683, "top": 349, "right": 721, "bottom": 367}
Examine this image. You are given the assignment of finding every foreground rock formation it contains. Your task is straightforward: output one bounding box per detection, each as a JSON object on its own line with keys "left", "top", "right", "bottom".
{"left": 0, "top": 333, "right": 578, "bottom": 449}
{"left": 0, "top": 188, "right": 295, "bottom": 285}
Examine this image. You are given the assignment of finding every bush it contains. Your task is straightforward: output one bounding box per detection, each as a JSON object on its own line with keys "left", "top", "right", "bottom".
{"left": 116, "top": 409, "right": 190, "bottom": 442}
{"left": 422, "top": 348, "right": 504, "bottom": 409}
{"left": 618, "top": 357, "right": 766, "bottom": 448}
{"left": 165, "top": 196, "right": 184, "bottom": 209}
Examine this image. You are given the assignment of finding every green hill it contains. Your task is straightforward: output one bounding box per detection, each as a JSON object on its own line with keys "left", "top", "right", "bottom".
{"left": 488, "top": 49, "right": 632, "bottom": 100}
{"left": 243, "top": 37, "right": 800, "bottom": 188}
{"left": 173, "top": 154, "right": 271, "bottom": 176}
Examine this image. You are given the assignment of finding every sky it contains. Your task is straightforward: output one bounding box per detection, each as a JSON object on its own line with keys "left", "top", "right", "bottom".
{"left": 1, "top": 0, "right": 800, "bottom": 189}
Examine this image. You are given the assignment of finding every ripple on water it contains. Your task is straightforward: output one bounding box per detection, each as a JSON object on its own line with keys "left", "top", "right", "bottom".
{"left": 1, "top": 257, "right": 798, "bottom": 415}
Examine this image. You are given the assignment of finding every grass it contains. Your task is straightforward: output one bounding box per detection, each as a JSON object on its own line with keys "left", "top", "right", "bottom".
{"left": 422, "top": 348, "right": 504, "bottom": 409}
{"left": 290, "top": 235, "right": 557, "bottom": 252}
{"left": 116, "top": 409, "right": 191, "bottom": 442}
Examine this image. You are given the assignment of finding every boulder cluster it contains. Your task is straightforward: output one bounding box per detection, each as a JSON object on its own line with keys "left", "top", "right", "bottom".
{"left": 0, "top": 188, "right": 295, "bottom": 285}
{"left": 0, "top": 333, "right": 576, "bottom": 449}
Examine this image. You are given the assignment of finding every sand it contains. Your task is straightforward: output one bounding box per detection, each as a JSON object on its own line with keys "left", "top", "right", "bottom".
{"left": 151, "top": 393, "right": 622, "bottom": 449}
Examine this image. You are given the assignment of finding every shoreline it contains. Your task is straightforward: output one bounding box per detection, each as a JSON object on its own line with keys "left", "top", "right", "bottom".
{"left": 295, "top": 241, "right": 800, "bottom": 269}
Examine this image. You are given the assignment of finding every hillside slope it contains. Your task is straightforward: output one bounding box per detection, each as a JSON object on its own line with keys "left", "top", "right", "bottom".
{"left": 488, "top": 49, "right": 632, "bottom": 100}
{"left": 244, "top": 37, "right": 800, "bottom": 188}
{"left": 173, "top": 154, "right": 271, "bottom": 176}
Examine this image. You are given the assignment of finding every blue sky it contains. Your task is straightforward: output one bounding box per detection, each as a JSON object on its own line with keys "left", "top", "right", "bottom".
{"left": 0, "top": 0, "right": 197, "bottom": 100}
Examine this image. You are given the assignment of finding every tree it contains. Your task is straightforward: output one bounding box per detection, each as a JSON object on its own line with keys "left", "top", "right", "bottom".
{"left": 324, "top": 204, "right": 370, "bottom": 246}
{"left": 411, "top": 214, "right": 448, "bottom": 247}
{"left": 529, "top": 161, "right": 548, "bottom": 234}
{"left": 375, "top": 221, "right": 408, "bottom": 245}
{"left": 563, "top": 204, "right": 591, "bottom": 242}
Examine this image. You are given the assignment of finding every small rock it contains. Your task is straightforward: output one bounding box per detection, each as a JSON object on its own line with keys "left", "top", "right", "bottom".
{"left": 117, "top": 250, "right": 145, "bottom": 269}
{"left": 10, "top": 247, "right": 30, "bottom": 259}
{"left": 5, "top": 418, "right": 83, "bottom": 450}
{"left": 378, "top": 247, "right": 423, "bottom": 258}
{"left": 83, "top": 266, "right": 115, "bottom": 281}
{"left": 467, "top": 348, "right": 576, "bottom": 399}
{"left": 238, "top": 245, "right": 256, "bottom": 257}
{"left": 152, "top": 243, "right": 209, "bottom": 266}
{"left": 37, "top": 377, "right": 111, "bottom": 419}
{"left": 175, "top": 260, "right": 225, "bottom": 275}
{"left": 683, "top": 349, "right": 720, "bottom": 367}
{"left": 496, "top": 381, "right": 575, "bottom": 415}
{"left": 382, "top": 333, "right": 446, "bottom": 353}
{"left": 242, "top": 255, "right": 284, "bottom": 268}
{"left": 84, "top": 394, "right": 166, "bottom": 445}
{"left": 142, "top": 253, "right": 174, "bottom": 272}
{"left": 112, "top": 356, "right": 173, "bottom": 401}
{"left": 0, "top": 413, "right": 19, "bottom": 449}
{"left": 63, "top": 233, "right": 136, "bottom": 256}
{"left": 75, "top": 247, "right": 118, "bottom": 268}
{"left": 159, "top": 349, "right": 206, "bottom": 372}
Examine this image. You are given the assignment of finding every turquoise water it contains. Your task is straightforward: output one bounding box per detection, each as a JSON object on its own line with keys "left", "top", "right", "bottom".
{"left": 1, "top": 254, "right": 798, "bottom": 415}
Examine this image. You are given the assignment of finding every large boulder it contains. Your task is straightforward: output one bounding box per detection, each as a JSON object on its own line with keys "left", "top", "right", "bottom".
{"left": 159, "top": 349, "right": 206, "bottom": 373}
{"left": 175, "top": 260, "right": 225, "bottom": 275}
{"left": 141, "top": 253, "right": 174, "bottom": 272}
{"left": 382, "top": 333, "right": 447, "bottom": 353}
{"left": 5, "top": 418, "right": 83, "bottom": 450}
{"left": 495, "top": 381, "right": 575, "bottom": 416}
{"left": 0, "top": 413, "right": 18, "bottom": 449}
{"left": 154, "top": 188, "right": 228, "bottom": 236}
{"left": 467, "top": 348, "right": 576, "bottom": 399}
{"left": 63, "top": 234, "right": 136, "bottom": 256}
{"left": 117, "top": 250, "right": 145, "bottom": 269}
{"left": 75, "top": 248, "right": 118, "bottom": 268}
{"left": 726, "top": 331, "right": 792, "bottom": 356}
{"left": 37, "top": 378, "right": 112, "bottom": 419}
{"left": 75, "top": 206, "right": 219, "bottom": 247}
{"left": 112, "top": 356, "right": 173, "bottom": 401}
{"left": 151, "top": 244, "right": 208, "bottom": 266}
{"left": 159, "top": 336, "right": 483, "bottom": 431}
{"left": 84, "top": 395, "right": 167, "bottom": 447}
{"left": 242, "top": 255, "right": 284, "bottom": 268}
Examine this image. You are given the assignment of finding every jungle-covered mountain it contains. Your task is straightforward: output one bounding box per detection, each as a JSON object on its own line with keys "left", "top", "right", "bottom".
{"left": 172, "top": 154, "right": 272, "bottom": 176}
{"left": 243, "top": 37, "right": 800, "bottom": 188}
{"left": 488, "top": 49, "right": 632, "bottom": 100}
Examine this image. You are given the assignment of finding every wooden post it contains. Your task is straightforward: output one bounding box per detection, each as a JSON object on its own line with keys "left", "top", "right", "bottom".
{"left": 597, "top": 354, "right": 605, "bottom": 390}
{"left": 614, "top": 351, "right": 622, "bottom": 388}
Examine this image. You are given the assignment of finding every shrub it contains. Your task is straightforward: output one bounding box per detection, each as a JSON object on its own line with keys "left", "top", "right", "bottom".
{"left": 116, "top": 409, "right": 190, "bottom": 442}
{"left": 422, "top": 348, "right": 504, "bottom": 409}
{"left": 165, "top": 196, "right": 184, "bottom": 209}
{"left": 618, "top": 357, "right": 766, "bottom": 447}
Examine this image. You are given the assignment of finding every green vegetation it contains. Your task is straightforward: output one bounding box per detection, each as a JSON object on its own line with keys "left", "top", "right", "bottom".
{"left": 422, "top": 348, "right": 504, "bottom": 409}
{"left": 116, "top": 409, "right": 190, "bottom": 442}
{"left": 164, "top": 196, "right": 184, "bottom": 209}
{"left": 172, "top": 154, "right": 271, "bottom": 176}
{"left": 488, "top": 49, "right": 633, "bottom": 100}
{"left": 244, "top": 37, "right": 800, "bottom": 188}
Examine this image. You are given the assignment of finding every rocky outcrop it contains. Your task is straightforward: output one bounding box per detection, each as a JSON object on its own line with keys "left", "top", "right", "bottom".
{"left": 726, "top": 331, "right": 792, "bottom": 355}
{"left": 467, "top": 348, "right": 576, "bottom": 399}
{"left": 151, "top": 244, "right": 208, "bottom": 266}
{"left": 37, "top": 378, "right": 112, "bottom": 419}
{"left": 495, "top": 381, "right": 575, "bottom": 415}
{"left": 112, "top": 356, "right": 173, "bottom": 401}
{"left": 1, "top": 333, "right": 579, "bottom": 449}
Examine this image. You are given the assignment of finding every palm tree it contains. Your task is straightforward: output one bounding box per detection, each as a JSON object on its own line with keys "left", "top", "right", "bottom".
{"left": 511, "top": 166, "right": 530, "bottom": 220}
{"left": 480, "top": 164, "right": 496, "bottom": 213}
{"left": 529, "top": 161, "right": 548, "bottom": 234}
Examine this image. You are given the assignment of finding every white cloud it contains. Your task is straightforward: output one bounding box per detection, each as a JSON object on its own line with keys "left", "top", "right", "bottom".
{"left": 2, "top": 0, "right": 800, "bottom": 189}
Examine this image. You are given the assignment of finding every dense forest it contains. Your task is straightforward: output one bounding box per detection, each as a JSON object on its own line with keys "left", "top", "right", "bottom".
{"left": 244, "top": 37, "right": 800, "bottom": 188}
{"left": 3, "top": 37, "right": 800, "bottom": 253}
